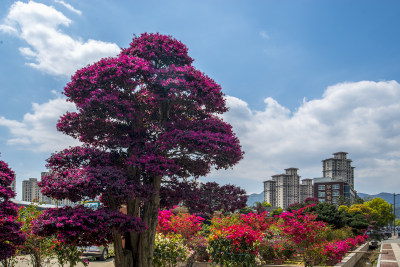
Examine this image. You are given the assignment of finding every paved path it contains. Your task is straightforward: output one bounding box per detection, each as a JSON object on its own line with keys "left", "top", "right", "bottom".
{"left": 379, "top": 237, "right": 400, "bottom": 267}
{"left": 14, "top": 256, "right": 115, "bottom": 267}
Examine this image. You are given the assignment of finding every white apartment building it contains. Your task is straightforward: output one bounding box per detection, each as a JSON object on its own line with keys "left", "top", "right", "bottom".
{"left": 264, "top": 168, "right": 312, "bottom": 210}
{"left": 300, "top": 178, "right": 313, "bottom": 202}
{"left": 21, "top": 174, "right": 74, "bottom": 206}
{"left": 22, "top": 178, "right": 42, "bottom": 202}
{"left": 322, "top": 152, "right": 355, "bottom": 188}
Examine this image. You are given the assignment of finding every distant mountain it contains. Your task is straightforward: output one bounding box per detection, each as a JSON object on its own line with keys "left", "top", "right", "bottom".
{"left": 247, "top": 192, "right": 263, "bottom": 206}
{"left": 358, "top": 192, "right": 400, "bottom": 205}
{"left": 357, "top": 192, "right": 400, "bottom": 218}
{"left": 248, "top": 191, "right": 399, "bottom": 207}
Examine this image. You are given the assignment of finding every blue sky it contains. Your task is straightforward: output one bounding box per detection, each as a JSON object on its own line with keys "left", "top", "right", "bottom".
{"left": 1, "top": 0, "right": 400, "bottom": 198}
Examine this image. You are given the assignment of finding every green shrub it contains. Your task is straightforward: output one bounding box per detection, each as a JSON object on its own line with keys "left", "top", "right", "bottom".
{"left": 153, "top": 233, "right": 193, "bottom": 267}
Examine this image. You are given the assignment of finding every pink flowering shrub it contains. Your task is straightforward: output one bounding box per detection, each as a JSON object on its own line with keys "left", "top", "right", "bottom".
{"left": 208, "top": 224, "right": 263, "bottom": 266}
{"left": 0, "top": 159, "right": 25, "bottom": 261}
{"left": 276, "top": 204, "right": 329, "bottom": 265}
{"left": 321, "top": 240, "right": 350, "bottom": 265}
{"left": 345, "top": 237, "right": 358, "bottom": 250}
{"left": 157, "top": 209, "right": 204, "bottom": 239}
{"left": 239, "top": 211, "right": 271, "bottom": 232}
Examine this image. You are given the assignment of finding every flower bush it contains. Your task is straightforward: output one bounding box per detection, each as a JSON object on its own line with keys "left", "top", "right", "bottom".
{"left": 153, "top": 233, "right": 193, "bottom": 267}
{"left": 155, "top": 204, "right": 369, "bottom": 266}
{"left": 258, "top": 237, "right": 296, "bottom": 263}
{"left": 157, "top": 208, "right": 204, "bottom": 239}
{"left": 186, "top": 235, "right": 209, "bottom": 262}
{"left": 320, "top": 240, "right": 350, "bottom": 265}
{"left": 208, "top": 224, "right": 262, "bottom": 266}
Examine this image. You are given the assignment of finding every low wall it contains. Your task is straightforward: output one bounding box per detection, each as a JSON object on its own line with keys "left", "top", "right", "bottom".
{"left": 177, "top": 242, "right": 369, "bottom": 267}
{"left": 335, "top": 242, "right": 369, "bottom": 267}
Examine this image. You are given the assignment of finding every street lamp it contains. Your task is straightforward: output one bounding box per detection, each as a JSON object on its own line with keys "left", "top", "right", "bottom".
{"left": 394, "top": 193, "right": 400, "bottom": 235}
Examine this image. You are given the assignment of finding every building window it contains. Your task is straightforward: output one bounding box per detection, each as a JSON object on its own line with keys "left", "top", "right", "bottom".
{"left": 332, "top": 190, "right": 340, "bottom": 196}
{"left": 319, "top": 198, "right": 325, "bottom": 203}
{"left": 332, "top": 184, "right": 340, "bottom": 190}
{"left": 318, "top": 185, "right": 325, "bottom": 190}
{"left": 318, "top": 191, "right": 325, "bottom": 197}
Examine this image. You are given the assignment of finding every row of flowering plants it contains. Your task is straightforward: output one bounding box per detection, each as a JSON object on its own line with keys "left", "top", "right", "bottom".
{"left": 156, "top": 205, "right": 369, "bottom": 266}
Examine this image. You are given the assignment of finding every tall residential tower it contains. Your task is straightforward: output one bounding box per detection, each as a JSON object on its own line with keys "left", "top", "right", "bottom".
{"left": 322, "top": 152, "right": 355, "bottom": 188}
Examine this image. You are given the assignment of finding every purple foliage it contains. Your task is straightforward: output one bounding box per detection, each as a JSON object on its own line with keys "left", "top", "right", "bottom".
{"left": 33, "top": 205, "right": 147, "bottom": 246}
{"left": 0, "top": 159, "right": 25, "bottom": 260}
{"left": 36, "top": 33, "right": 243, "bottom": 248}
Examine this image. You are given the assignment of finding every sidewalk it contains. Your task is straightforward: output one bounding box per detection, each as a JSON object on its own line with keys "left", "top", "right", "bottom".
{"left": 378, "top": 237, "right": 400, "bottom": 267}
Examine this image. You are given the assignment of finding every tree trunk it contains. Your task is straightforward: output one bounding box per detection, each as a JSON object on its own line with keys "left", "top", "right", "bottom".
{"left": 113, "top": 175, "right": 162, "bottom": 267}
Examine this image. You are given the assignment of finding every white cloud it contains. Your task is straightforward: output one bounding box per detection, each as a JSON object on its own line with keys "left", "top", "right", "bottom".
{"left": 54, "top": 0, "right": 82, "bottom": 15}
{"left": 208, "top": 80, "right": 400, "bottom": 195}
{"left": 0, "top": 95, "right": 79, "bottom": 152}
{"left": 0, "top": 1, "right": 120, "bottom": 76}
{"left": 2, "top": 80, "right": 400, "bottom": 195}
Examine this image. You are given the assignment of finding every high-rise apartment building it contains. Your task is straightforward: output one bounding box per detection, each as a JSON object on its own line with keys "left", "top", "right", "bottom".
{"left": 21, "top": 174, "right": 74, "bottom": 206}
{"left": 263, "top": 180, "right": 277, "bottom": 208}
{"left": 264, "top": 168, "right": 311, "bottom": 209}
{"left": 300, "top": 178, "right": 313, "bottom": 202}
{"left": 22, "top": 178, "right": 42, "bottom": 202}
{"left": 322, "top": 152, "right": 355, "bottom": 188}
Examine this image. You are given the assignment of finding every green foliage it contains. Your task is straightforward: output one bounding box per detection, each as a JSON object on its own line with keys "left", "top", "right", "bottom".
{"left": 18, "top": 204, "right": 55, "bottom": 267}
{"left": 336, "top": 196, "right": 351, "bottom": 207}
{"left": 207, "top": 236, "right": 259, "bottom": 267}
{"left": 239, "top": 206, "right": 253, "bottom": 214}
{"left": 253, "top": 202, "right": 271, "bottom": 214}
{"left": 271, "top": 207, "right": 283, "bottom": 217}
{"left": 353, "top": 197, "right": 364, "bottom": 204}
{"left": 324, "top": 226, "right": 354, "bottom": 242}
{"left": 52, "top": 240, "right": 88, "bottom": 267}
{"left": 258, "top": 237, "right": 296, "bottom": 263}
{"left": 314, "top": 202, "right": 347, "bottom": 229}
{"left": 364, "top": 197, "right": 393, "bottom": 226}
{"left": 347, "top": 212, "right": 370, "bottom": 234}
{"left": 153, "top": 233, "right": 193, "bottom": 267}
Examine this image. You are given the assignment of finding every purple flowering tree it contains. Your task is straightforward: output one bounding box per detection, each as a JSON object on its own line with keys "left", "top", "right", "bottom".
{"left": 36, "top": 33, "right": 243, "bottom": 267}
{"left": 0, "top": 158, "right": 25, "bottom": 262}
{"left": 161, "top": 181, "right": 248, "bottom": 216}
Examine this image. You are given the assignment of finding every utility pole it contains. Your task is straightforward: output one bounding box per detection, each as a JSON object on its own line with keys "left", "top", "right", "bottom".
{"left": 394, "top": 193, "right": 400, "bottom": 235}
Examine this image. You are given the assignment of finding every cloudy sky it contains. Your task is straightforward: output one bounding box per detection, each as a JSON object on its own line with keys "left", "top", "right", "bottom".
{"left": 1, "top": 0, "right": 400, "bottom": 198}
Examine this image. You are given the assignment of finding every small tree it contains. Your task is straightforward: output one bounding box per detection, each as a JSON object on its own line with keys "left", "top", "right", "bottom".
{"left": 253, "top": 201, "right": 271, "bottom": 214}
{"left": 336, "top": 196, "right": 351, "bottom": 207}
{"left": 364, "top": 198, "right": 393, "bottom": 226}
{"left": 36, "top": 33, "right": 243, "bottom": 267}
{"left": 18, "top": 204, "right": 54, "bottom": 267}
{"left": 184, "top": 182, "right": 247, "bottom": 216}
{"left": 0, "top": 158, "right": 25, "bottom": 265}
